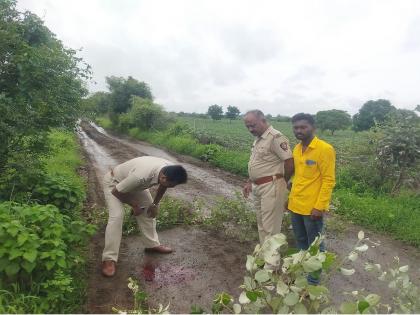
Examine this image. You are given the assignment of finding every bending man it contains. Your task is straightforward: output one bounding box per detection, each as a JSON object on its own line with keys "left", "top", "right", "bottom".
{"left": 101, "top": 156, "right": 187, "bottom": 277}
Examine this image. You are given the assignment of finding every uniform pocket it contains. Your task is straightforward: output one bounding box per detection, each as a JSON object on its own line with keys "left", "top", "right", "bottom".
{"left": 256, "top": 146, "right": 271, "bottom": 161}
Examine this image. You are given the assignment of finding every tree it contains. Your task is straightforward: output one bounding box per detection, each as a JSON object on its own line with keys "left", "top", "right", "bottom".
{"left": 275, "top": 115, "right": 291, "bottom": 122}
{"left": 353, "top": 99, "right": 395, "bottom": 131}
{"left": 0, "top": 0, "right": 90, "bottom": 188}
{"left": 106, "top": 76, "right": 153, "bottom": 114}
{"left": 315, "top": 110, "right": 352, "bottom": 135}
{"left": 375, "top": 109, "right": 420, "bottom": 194}
{"left": 81, "top": 91, "right": 111, "bottom": 117}
{"left": 225, "top": 105, "right": 240, "bottom": 122}
{"left": 207, "top": 104, "right": 223, "bottom": 120}
{"left": 128, "top": 96, "right": 169, "bottom": 130}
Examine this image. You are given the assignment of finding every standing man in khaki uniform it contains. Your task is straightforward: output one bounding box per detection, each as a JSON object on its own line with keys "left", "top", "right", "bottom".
{"left": 243, "top": 110, "right": 294, "bottom": 244}
{"left": 101, "top": 156, "right": 187, "bottom": 277}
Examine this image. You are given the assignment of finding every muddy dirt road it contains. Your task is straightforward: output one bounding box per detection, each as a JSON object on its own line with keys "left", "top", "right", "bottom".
{"left": 78, "top": 121, "right": 420, "bottom": 313}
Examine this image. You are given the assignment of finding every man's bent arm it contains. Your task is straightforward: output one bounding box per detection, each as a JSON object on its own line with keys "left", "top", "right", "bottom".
{"left": 284, "top": 158, "right": 294, "bottom": 183}
{"left": 111, "top": 187, "right": 137, "bottom": 207}
{"left": 153, "top": 184, "right": 167, "bottom": 205}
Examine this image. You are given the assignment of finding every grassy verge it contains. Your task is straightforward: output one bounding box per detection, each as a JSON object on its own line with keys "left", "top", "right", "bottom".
{"left": 0, "top": 130, "right": 95, "bottom": 313}
{"left": 333, "top": 189, "right": 420, "bottom": 246}
{"left": 96, "top": 117, "right": 420, "bottom": 247}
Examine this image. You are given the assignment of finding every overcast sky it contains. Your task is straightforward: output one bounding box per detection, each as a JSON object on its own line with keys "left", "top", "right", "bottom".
{"left": 17, "top": 0, "right": 420, "bottom": 116}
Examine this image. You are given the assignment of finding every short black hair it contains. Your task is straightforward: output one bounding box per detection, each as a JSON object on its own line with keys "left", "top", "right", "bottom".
{"left": 291, "top": 113, "right": 315, "bottom": 126}
{"left": 161, "top": 165, "right": 187, "bottom": 184}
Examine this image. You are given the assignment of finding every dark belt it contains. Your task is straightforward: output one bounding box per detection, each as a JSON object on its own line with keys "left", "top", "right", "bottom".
{"left": 253, "top": 174, "right": 284, "bottom": 185}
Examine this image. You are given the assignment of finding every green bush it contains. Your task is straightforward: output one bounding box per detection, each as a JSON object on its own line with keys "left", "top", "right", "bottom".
{"left": 0, "top": 202, "right": 96, "bottom": 312}
{"left": 32, "top": 173, "right": 85, "bottom": 213}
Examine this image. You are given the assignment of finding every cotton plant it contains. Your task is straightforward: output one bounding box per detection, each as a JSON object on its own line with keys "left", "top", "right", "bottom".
{"left": 212, "top": 230, "right": 419, "bottom": 314}
{"left": 112, "top": 277, "right": 170, "bottom": 314}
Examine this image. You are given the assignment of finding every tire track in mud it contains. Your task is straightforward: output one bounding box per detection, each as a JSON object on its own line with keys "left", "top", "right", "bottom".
{"left": 79, "top": 121, "right": 420, "bottom": 313}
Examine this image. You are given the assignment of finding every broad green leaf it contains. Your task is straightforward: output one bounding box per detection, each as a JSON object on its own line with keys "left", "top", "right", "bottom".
{"left": 322, "top": 252, "right": 336, "bottom": 271}
{"left": 358, "top": 231, "right": 365, "bottom": 240}
{"left": 57, "top": 257, "right": 67, "bottom": 268}
{"left": 340, "top": 268, "right": 355, "bottom": 276}
{"left": 239, "top": 291, "right": 250, "bottom": 304}
{"left": 5, "top": 262, "right": 20, "bottom": 276}
{"left": 302, "top": 256, "right": 322, "bottom": 272}
{"left": 358, "top": 300, "right": 370, "bottom": 313}
{"left": 9, "top": 248, "right": 23, "bottom": 260}
{"left": 283, "top": 292, "right": 299, "bottom": 306}
{"left": 255, "top": 269, "right": 270, "bottom": 283}
{"left": 17, "top": 233, "right": 28, "bottom": 246}
{"left": 269, "top": 297, "right": 282, "bottom": 312}
{"left": 295, "top": 276, "right": 308, "bottom": 288}
{"left": 233, "top": 303, "right": 241, "bottom": 314}
{"left": 246, "top": 291, "right": 258, "bottom": 302}
{"left": 307, "top": 285, "right": 329, "bottom": 299}
{"left": 23, "top": 249, "right": 38, "bottom": 263}
{"left": 7, "top": 226, "right": 19, "bottom": 237}
{"left": 294, "top": 302, "right": 308, "bottom": 314}
{"left": 365, "top": 294, "right": 380, "bottom": 306}
{"left": 399, "top": 265, "right": 409, "bottom": 272}
{"left": 21, "top": 260, "right": 36, "bottom": 273}
{"left": 277, "top": 305, "right": 289, "bottom": 314}
{"left": 243, "top": 276, "right": 254, "bottom": 290}
{"left": 246, "top": 255, "right": 255, "bottom": 272}
{"left": 276, "top": 280, "right": 289, "bottom": 296}
{"left": 255, "top": 258, "right": 265, "bottom": 267}
{"left": 340, "top": 302, "right": 358, "bottom": 314}
{"left": 355, "top": 244, "right": 368, "bottom": 252}
{"left": 348, "top": 251, "right": 358, "bottom": 262}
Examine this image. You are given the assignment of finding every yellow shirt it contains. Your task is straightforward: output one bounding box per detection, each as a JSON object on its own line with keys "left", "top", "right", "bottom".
{"left": 288, "top": 136, "right": 336, "bottom": 215}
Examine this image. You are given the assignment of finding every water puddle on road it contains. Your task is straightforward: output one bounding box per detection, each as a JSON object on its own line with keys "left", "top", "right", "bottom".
{"left": 77, "top": 125, "right": 117, "bottom": 176}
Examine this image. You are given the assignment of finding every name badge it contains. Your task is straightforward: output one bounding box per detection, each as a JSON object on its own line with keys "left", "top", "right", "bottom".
{"left": 306, "top": 159, "right": 316, "bottom": 165}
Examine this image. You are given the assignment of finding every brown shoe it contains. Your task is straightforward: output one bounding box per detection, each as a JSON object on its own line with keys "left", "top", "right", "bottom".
{"left": 144, "top": 245, "right": 173, "bottom": 254}
{"left": 102, "top": 260, "right": 116, "bottom": 277}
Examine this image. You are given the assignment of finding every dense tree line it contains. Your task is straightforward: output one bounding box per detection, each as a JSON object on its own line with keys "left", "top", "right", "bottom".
{"left": 0, "top": 0, "right": 90, "bottom": 198}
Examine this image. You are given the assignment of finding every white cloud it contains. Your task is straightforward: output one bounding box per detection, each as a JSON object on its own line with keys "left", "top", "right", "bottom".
{"left": 17, "top": 0, "right": 420, "bottom": 115}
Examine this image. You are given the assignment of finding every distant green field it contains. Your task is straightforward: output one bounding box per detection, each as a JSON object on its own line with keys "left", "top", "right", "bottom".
{"left": 177, "top": 117, "right": 366, "bottom": 165}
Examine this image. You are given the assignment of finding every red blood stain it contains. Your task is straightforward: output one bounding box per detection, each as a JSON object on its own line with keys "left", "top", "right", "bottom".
{"left": 140, "top": 263, "right": 195, "bottom": 286}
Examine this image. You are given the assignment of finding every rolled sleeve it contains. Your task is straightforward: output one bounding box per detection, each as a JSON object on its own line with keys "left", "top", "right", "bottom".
{"left": 314, "top": 146, "right": 336, "bottom": 210}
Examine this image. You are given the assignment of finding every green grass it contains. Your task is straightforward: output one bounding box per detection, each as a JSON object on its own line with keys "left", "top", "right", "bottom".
{"left": 0, "top": 130, "right": 93, "bottom": 313}
{"left": 42, "top": 129, "right": 85, "bottom": 191}
{"left": 334, "top": 190, "right": 420, "bottom": 246}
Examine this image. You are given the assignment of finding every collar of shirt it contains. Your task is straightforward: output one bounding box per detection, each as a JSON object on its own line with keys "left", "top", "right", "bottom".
{"left": 297, "top": 136, "right": 319, "bottom": 152}
{"left": 259, "top": 125, "right": 273, "bottom": 139}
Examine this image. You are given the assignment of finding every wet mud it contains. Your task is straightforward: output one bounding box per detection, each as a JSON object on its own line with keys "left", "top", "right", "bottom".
{"left": 79, "top": 121, "right": 420, "bottom": 313}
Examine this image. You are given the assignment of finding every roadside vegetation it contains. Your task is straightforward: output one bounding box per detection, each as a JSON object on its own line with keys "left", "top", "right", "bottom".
{"left": 0, "top": 2, "right": 94, "bottom": 312}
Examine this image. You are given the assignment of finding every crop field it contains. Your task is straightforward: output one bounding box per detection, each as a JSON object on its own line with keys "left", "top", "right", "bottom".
{"left": 177, "top": 116, "right": 367, "bottom": 165}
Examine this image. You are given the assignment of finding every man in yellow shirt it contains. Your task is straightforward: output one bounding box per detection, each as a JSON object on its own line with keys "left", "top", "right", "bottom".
{"left": 288, "top": 113, "right": 336, "bottom": 258}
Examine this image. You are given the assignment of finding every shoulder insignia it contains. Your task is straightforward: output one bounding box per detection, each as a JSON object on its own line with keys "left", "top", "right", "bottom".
{"left": 280, "top": 142, "right": 288, "bottom": 151}
{"left": 274, "top": 133, "right": 281, "bottom": 138}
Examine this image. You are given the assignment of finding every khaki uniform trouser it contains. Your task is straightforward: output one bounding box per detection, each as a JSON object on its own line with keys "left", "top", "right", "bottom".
{"left": 252, "top": 178, "right": 287, "bottom": 244}
{"left": 102, "top": 172, "right": 160, "bottom": 262}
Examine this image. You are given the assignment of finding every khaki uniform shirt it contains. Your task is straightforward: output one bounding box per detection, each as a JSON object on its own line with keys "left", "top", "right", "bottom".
{"left": 248, "top": 126, "right": 293, "bottom": 181}
{"left": 113, "top": 156, "right": 173, "bottom": 193}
